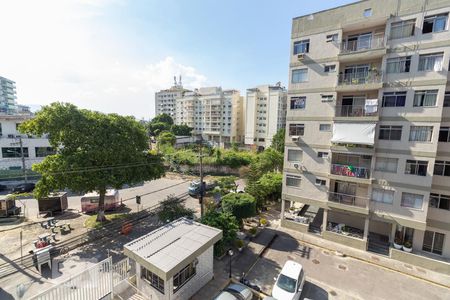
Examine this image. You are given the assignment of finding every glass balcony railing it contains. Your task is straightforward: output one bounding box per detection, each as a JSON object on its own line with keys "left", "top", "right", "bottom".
{"left": 335, "top": 105, "right": 378, "bottom": 117}
{"left": 331, "top": 163, "right": 371, "bottom": 179}
{"left": 340, "top": 36, "right": 385, "bottom": 54}
{"left": 328, "top": 192, "right": 368, "bottom": 208}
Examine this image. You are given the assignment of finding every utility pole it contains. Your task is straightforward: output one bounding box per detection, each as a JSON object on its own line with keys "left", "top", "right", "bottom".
{"left": 198, "top": 135, "right": 204, "bottom": 218}
{"left": 18, "top": 136, "right": 27, "bottom": 183}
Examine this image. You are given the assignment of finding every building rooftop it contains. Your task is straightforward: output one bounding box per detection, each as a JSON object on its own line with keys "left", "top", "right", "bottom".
{"left": 124, "top": 217, "right": 222, "bottom": 280}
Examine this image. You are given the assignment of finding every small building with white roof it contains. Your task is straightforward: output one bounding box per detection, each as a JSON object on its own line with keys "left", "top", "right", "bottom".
{"left": 123, "top": 217, "right": 223, "bottom": 300}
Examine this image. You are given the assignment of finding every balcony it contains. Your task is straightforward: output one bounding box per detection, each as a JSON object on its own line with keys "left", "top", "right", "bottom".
{"left": 328, "top": 191, "right": 369, "bottom": 214}
{"left": 336, "top": 71, "right": 383, "bottom": 92}
{"left": 331, "top": 163, "right": 370, "bottom": 179}
{"left": 339, "top": 35, "right": 386, "bottom": 62}
{"left": 335, "top": 104, "right": 378, "bottom": 119}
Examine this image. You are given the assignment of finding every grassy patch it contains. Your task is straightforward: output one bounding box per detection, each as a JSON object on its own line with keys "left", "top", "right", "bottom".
{"left": 85, "top": 213, "right": 128, "bottom": 229}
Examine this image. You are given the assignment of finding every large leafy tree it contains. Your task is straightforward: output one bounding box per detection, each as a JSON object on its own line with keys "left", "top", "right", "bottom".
{"left": 171, "top": 124, "right": 192, "bottom": 136}
{"left": 271, "top": 128, "right": 285, "bottom": 153}
{"left": 158, "top": 194, "right": 194, "bottom": 222}
{"left": 201, "top": 210, "right": 239, "bottom": 256}
{"left": 221, "top": 193, "right": 256, "bottom": 227}
{"left": 148, "top": 113, "right": 174, "bottom": 137}
{"left": 157, "top": 131, "right": 176, "bottom": 146}
{"left": 20, "top": 102, "right": 165, "bottom": 221}
{"left": 246, "top": 172, "right": 282, "bottom": 208}
{"left": 246, "top": 148, "right": 284, "bottom": 183}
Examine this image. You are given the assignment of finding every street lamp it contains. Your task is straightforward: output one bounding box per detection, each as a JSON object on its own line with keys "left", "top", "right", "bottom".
{"left": 228, "top": 249, "right": 234, "bottom": 278}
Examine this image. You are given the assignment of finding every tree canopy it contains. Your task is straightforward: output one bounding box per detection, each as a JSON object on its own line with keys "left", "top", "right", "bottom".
{"left": 245, "top": 172, "right": 282, "bottom": 208}
{"left": 221, "top": 192, "right": 256, "bottom": 226}
{"left": 201, "top": 210, "right": 239, "bottom": 256}
{"left": 246, "top": 148, "right": 283, "bottom": 183}
{"left": 158, "top": 194, "right": 194, "bottom": 222}
{"left": 271, "top": 128, "right": 285, "bottom": 153}
{"left": 157, "top": 131, "right": 176, "bottom": 146}
{"left": 19, "top": 102, "right": 165, "bottom": 221}
{"left": 171, "top": 124, "right": 192, "bottom": 136}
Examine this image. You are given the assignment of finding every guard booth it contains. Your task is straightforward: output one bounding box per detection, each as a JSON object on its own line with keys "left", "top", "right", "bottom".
{"left": 0, "top": 197, "right": 21, "bottom": 218}
{"left": 38, "top": 192, "right": 68, "bottom": 215}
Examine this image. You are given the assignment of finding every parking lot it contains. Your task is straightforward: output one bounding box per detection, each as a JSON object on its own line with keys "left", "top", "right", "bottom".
{"left": 244, "top": 230, "right": 450, "bottom": 300}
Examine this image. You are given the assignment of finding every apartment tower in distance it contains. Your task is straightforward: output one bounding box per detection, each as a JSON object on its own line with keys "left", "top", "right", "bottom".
{"left": 0, "top": 76, "right": 18, "bottom": 114}
{"left": 245, "top": 83, "right": 287, "bottom": 150}
{"left": 155, "top": 76, "right": 190, "bottom": 118}
{"left": 176, "top": 87, "right": 244, "bottom": 147}
{"left": 281, "top": 0, "right": 450, "bottom": 271}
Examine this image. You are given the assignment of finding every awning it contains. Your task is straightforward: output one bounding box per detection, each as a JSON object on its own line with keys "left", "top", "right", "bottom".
{"left": 331, "top": 123, "right": 376, "bottom": 146}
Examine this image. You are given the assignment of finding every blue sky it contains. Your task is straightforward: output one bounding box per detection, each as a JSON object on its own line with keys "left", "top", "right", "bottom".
{"left": 0, "top": 0, "right": 354, "bottom": 119}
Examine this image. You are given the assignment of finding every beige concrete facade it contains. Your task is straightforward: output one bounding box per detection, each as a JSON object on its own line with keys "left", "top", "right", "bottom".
{"left": 282, "top": 0, "right": 450, "bottom": 271}
{"left": 244, "top": 84, "right": 287, "bottom": 150}
{"left": 175, "top": 87, "right": 244, "bottom": 147}
{"left": 155, "top": 82, "right": 190, "bottom": 118}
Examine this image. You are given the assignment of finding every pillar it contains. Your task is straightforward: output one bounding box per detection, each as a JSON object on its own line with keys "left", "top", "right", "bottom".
{"left": 363, "top": 217, "right": 370, "bottom": 240}
{"left": 390, "top": 223, "right": 397, "bottom": 243}
{"left": 280, "top": 199, "right": 286, "bottom": 220}
{"left": 322, "top": 209, "right": 328, "bottom": 233}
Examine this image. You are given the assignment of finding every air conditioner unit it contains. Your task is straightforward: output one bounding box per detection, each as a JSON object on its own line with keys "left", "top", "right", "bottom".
{"left": 293, "top": 163, "right": 300, "bottom": 169}
{"left": 297, "top": 53, "right": 305, "bottom": 61}
{"left": 291, "top": 135, "right": 300, "bottom": 142}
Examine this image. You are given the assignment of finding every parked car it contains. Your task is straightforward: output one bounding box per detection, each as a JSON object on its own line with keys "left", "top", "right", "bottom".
{"left": 188, "top": 180, "right": 217, "bottom": 197}
{"left": 214, "top": 283, "right": 253, "bottom": 300}
{"left": 12, "top": 183, "right": 35, "bottom": 193}
{"left": 272, "top": 260, "right": 305, "bottom": 300}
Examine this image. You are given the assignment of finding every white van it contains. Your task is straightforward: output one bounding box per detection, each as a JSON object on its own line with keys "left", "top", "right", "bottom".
{"left": 272, "top": 260, "right": 305, "bottom": 300}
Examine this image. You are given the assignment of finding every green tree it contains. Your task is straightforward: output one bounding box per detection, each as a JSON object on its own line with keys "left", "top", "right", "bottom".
{"left": 148, "top": 113, "right": 174, "bottom": 137}
{"left": 157, "top": 131, "right": 176, "bottom": 146}
{"left": 271, "top": 128, "right": 285, "bottom": 153}
{"left": 221, "top": 193, "right": 256, "bottom": 226}
{"left": 201, "top": 210, "right": 239, "bottom": 256}
{"left": 20, "top": 102, "right": 165, "bottom": 222}
{"left": 171, "top": 124, "right": 192, "bottom": 136}
{"left": 246, "top": 172, "right": 282, "bottom": 208}
{"left": 231, "top": 142, "right": 239, "bottom": 152}
{"left": 217, "top": 176, "right": 238, "bottom": 194}
{"left": 247, "top": 148, "right": 283, "bottom": 183}
{"left": 151, "top": 113, "right": 174, "bottom": 125}
{"left": 158, "top": 194, "right": 195, "bottom": 222}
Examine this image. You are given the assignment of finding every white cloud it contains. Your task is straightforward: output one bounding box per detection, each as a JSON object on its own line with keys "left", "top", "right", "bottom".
{"left": 0, "top": 0, "right": 208, "bottom": 119}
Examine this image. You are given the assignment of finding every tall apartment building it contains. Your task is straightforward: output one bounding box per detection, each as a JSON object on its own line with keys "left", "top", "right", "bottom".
{"left": 281, "top": 0, "right": 450, "bottom": 269}
{"left": 155, "top": 77, "right": 190, "bottom": 117}
{"left": 244, "top": 84, "right": 287, "bottom": 150}
{"left": 0, "top": 76, "right": 18, "bottom": 114}
{"left": 175, "top": 87, "right": 244, "bottom": 146}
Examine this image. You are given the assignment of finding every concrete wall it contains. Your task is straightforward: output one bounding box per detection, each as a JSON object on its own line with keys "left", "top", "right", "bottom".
{"left": 390, "top": 248, "right": 450, "bottom": 276}
{"left": 322, "top": 230, "right": 367, "bottom": 251}
{"left": 281, "top": 219, "right": 309, "bottom": 233}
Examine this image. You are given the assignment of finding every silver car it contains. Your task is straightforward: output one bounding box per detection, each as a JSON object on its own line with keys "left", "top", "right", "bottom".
{"left": 214, "top": 283, "right": 253, "bottom": 300}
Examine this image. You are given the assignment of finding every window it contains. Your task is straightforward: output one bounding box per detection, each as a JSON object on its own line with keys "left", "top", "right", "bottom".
{"left": 318, "top": 151, "right": 329, "bottom": 158}
{"left": 319, "top": 124, "right": 331, "bottom": 131}
{"left": 286, "top": 175, "right": 301, "bottom": 187}
{"left": 324, "top": 65, "right": 336, "bottom": 73}
{"left": 326, "top": 34, "right": 338, "bottom": 42}
{"left": 379, "top": 125, "right": 402, "bottom": 140}
{"left": 141, "top": 267, "right": 165, "bottom": 294}
{"left": 405, "top": 160, "right": 428, "bottom": 176}
{"left": 386, "top": 56, "right": 411, "bottom": 73}
{"left": 444, "top": 92, "right": 450, "bottom": 107}
{"left": 315, "top": 178, "right": 326, "bottom": 186}
{"left": 287, "top": 149, "right": 302, "bottom": 162}
{"left": 422, "top": 231, "right": 445, "bottom": 255}
{"left": 418, "top": 53, "right": 444, "bottom": 71}
{"left": 35, "top": 147, "right": 56, "bottom": 157}
{"left": 321, "top": 95, "right": 334, "bottom": 102}
{"left": 173, "top": 261, "right": 196, "bottom": 293}
{"left": 363, "top": 8, "right": 372, "bottom": 17}
{"left": 409, "top": 126, "right": 433, "bottom": 142}
{"left": 375, "top": 157, "right": 398, "bottom": 173}
{"left": 293, "top": 39, "right": 310, "bottom": 54}
{"left": 429, "top": 193, "right": 450, "bottom": 211}
{"left": 413, "top": 90, "right": 438, "bottom": 107}
{"left": 382, "top": 91, "right": 406, "bottom": 107}
{"left": 390, "top": 19, "right": 415, "bottom": 39}
{"left": 290, "top": 97, "right": 306, "bottom": 109}
{"left": 289, "top": 124, "right": 304, "bottom": 136}
{"left": 2, "top": 147, "right": 29, "bottom": 158}
{"left": 372, "top": 188, "right": 394, "bottom": 204}
{"left": 439, "top": 127, "right": 450, "bottom": 142}
{"left": 422, "top": 13, "right": 448, "bottom": 34}
{"left": 434, "top": 160, "right": 450, "bottom": 176}
{"left": 292, "top": 69, "right": 308, "bottom": 83}
{"left": 401, "top": 192, "right": 424, "bottom": 209}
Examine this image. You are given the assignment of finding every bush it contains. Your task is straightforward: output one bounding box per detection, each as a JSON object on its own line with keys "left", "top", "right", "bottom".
{"left": 235, "top": 239, "right": 244, "bottom": 248}
{"left": 201, "top": 211, "right": 239, "bottom": 257}
{"left": 221, "top": 193, "right": 257, "bottom": 226}
{"left": 249, "top": 227, "right": 257, "bottom": 235}
{"left": 260, "top": 218, "right": 267, "bottom": 226}
{"left": 157, "top": 194, "right": 195, "bottom": 222}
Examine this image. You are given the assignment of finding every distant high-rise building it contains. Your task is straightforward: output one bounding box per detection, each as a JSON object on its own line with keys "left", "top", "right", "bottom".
{"left": 245, "top": 83, "right": 287, "bottom": 150}
{"left": 0, "top": 76, "right": 18, "bottom": 114}
{"left": 155, "top": 76, "right": 190, "bottom": 118}
{"left": 176, "top": 87, "right": 244, "bottom": 147}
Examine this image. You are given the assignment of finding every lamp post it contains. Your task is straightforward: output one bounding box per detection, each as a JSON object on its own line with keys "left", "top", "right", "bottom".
{"left": 228, "top": 249, "right": 234, "bottom": 279}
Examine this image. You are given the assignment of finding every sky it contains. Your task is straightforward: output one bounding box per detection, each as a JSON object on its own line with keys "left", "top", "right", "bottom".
{"left": 0, "top": 0, "right": 354, "bottom": 119}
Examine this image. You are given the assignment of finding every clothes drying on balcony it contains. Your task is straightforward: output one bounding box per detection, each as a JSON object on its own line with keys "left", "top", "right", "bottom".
{"left": 364, "top": 99, "right": 378, "bottom": 114}
{"left": 331, "top": 123, "right": 376, "bottom": 146}
{"left": 331, "top": 164, "right": 369, "bottom": 179}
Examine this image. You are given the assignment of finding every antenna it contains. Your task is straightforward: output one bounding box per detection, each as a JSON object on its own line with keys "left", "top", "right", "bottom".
{"left": 174, "top": 76, "right": 177, "bottom": 86}
{"left": 179, "top": 75, "right": 182, "bottom": 86}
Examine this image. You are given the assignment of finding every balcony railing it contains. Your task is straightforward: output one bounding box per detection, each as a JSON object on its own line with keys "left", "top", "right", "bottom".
{"left": 337, "top": 71, "right": 382, "bottom": 86}
{"left": 335, "top": 105, "right": 378, "bottom": 117}
{"left": 331, "top": 163, "right": 371, "bottom": 179}
{"left": 328, "top": 191, "right": 368, "bottom": 208}
{"left": 340, "top": 36, "right": 385, "bottom": 54}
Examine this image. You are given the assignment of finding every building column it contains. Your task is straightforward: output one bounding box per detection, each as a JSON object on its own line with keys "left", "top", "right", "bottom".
{"left": 363, "top": 217, "right": 370, "bottom": 240}
{"left": 322, "top": 209, "right": 328, "bottom": 233}
{"left": 390, "top": 223, "right": 397, "bottom": 244}
{"left": 280, "top": 199, "right": 286, "bottom": 220}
